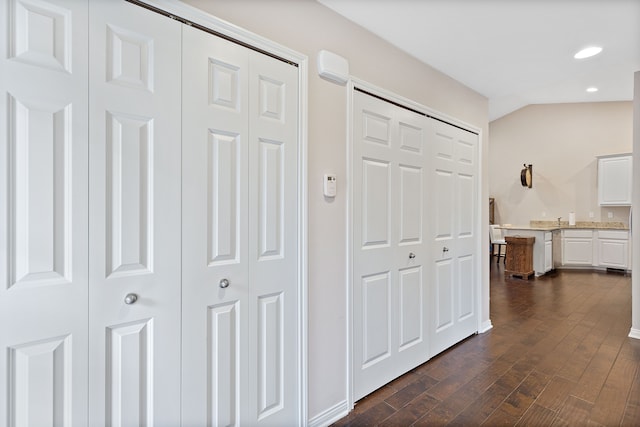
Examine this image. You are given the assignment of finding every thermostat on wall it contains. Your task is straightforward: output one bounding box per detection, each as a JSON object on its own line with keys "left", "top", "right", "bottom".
{"left": 324, "top": 174, "right": 337, "bottom": 197}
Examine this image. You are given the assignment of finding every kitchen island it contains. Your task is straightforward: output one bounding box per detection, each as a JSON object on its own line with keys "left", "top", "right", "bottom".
{"left": 499, "top": 221, "right": 630, "bottom": 276}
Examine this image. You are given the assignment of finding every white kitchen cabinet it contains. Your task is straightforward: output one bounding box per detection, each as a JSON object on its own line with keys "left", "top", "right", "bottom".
{"left": 598, "top": 154, "right": 632, "bottom": 206}
{"left": 538, "top": 231, "right": 554, "bottom": 274}
{"left": 544, "top": 236, "right": 553, "bottom": 272}
{"left": 597, "top": 230, "right": 629, "bottom": 269}
{"left": 562, "top": 229, "right": 594, "bottom": 266}
{"left": 559, "top": 228, "right": 631, "bottom": 271}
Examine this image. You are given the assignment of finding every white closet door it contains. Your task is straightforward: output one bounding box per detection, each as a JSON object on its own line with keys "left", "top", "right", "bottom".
{"left": 352, "top": 91, "right": 430, "bottom": 401}
{"left": 247, "top": 48, "right": 300, "bottom": 427}
{"left": 0, "top": 0, "right": 89, "bottom": 425}
{"left": 430, "top": 120, "right": 479, "bottom": 356}
{"left": 88, "top": 1, "right": 182, "bottom": 425}
{"left": 181, "top": 25, "right": 250, "bottom": 427}
{"left": 182, "top": 24, "right": 300, "bottom": 426}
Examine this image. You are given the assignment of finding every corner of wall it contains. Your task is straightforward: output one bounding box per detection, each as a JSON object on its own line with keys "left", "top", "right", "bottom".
{"left": 479, "top": 319, "right": 494, "bottom": 333}
{"left": 631, "top": 70, "right": 640, "bottom": 338}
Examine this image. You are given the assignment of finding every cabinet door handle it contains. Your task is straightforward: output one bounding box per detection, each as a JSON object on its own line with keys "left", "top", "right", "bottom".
{"left": 219, "top": 278, "right": 230, "bottom": 289}
{"left": 409, "top": 252, "right": 416, "bottom": 259}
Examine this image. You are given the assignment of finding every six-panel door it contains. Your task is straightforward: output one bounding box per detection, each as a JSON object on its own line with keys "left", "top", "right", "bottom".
{"left": 430, "top": 121, "right": 479, "bottom": 357}
{"left": 1, "top": 1, "right": 303, "bottom": 425}
{"left": 181, "top": 25, "right": 300, "bottom": 426}
{"left": 352, "top": 91, "right": 430, "bottom": 401}
{"left": 352, "top": 91, "right": 481, "bottom": 400}
{"left": 0, "top": 0, "right": 89, "bottom": 424}
{"left": 88, "top": 1, "right": 182, "bottom": 425}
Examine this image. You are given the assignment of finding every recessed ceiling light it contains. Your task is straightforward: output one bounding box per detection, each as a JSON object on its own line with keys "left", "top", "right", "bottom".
{"left": 574, "top": 46, "right": 603, "bottom": 59}
{"left": 586, "top": 87, "right": 598, "bottom": 93}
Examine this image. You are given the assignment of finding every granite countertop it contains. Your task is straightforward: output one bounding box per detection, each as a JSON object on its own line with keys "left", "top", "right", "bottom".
{"left": 499, "top": 225, "right": 560, "bottom": 231}
{"left": 499, "top": 220, "right": 629, "bottom": 231}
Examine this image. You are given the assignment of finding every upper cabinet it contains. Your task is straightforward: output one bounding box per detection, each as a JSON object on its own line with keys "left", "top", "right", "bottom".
{"left": 598, "top": 154, "right": 632, "bottom": 206}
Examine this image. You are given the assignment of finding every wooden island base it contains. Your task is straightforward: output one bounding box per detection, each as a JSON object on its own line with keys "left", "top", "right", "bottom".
{"left": 504, "top": 235, "right": 535, "bottom": 280}
{"left": 504, "top": 270, "right": 535, "bottom": 280}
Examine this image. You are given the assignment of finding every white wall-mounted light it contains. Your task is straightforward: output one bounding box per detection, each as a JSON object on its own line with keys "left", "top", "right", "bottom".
{"left": 574, "top": 46, "right": 603, "bottom": 59}
{"left": 317, "top": 50, "right": 349, "bottom": 85}
{"left": 586, "top": 87, "right": 599, "bottom": 93}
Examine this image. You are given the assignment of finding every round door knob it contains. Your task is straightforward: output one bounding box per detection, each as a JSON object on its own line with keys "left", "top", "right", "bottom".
{"left": 443, "top": 247, "right": 449, "bottom": 252}
{"left": 409, "top": 252, "right": 416, "bottom": 259}
{"left": 124, "top": 293, "right": 138, "bottom": 305}
{"left": 219, "top": 278, "right": 230, "bottom": 289}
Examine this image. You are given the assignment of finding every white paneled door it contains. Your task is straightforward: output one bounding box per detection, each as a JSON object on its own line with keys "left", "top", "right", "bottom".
{"left": 352, "top": 89, "right": 480, "bottom": 401}
{"left": 181, "top": 25, "right": 300, "bottom": 426}
{"left": 88, "top": 1, "right": 182, "bottom": 425}
{"left": 352, "top": 91, "right": 430, "bottom": 401}
{"left": 429, "top": 120, "right": 479, "bottom": 357}
{"left": 0, "top": 0, "right": 89, "bottom": 425}
{"left": 1, "top": 1, "right": 304, "bottom": 425}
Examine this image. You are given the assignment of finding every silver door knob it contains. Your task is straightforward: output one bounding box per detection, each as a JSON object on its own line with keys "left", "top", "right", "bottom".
{"left": 124, "top": 293, "right": 138, "bottom": 305}
{"left": 219, "top": 278, "right": 230, "bottom": 289}
{"left": 442, "top": 247, "right": 449, "bottom": 252}
{"left": 409, "top": 252, "right": 416, "bottom": 259}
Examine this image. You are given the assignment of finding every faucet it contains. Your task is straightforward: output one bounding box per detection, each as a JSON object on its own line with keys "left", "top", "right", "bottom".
{"left": 557, "top": 217, "right": 562, "bottom": 226}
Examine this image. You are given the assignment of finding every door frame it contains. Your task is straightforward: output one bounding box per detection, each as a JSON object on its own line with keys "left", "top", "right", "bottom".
{"left": 135, "top": 1, "right": 309, "bottom": 423}
{"left": 346, "top": 78, "right": 485, "bottom": 408}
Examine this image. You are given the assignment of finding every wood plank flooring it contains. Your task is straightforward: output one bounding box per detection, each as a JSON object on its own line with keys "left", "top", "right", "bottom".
{"left": 332, "top": 263, "right": 640, "bottom": 426}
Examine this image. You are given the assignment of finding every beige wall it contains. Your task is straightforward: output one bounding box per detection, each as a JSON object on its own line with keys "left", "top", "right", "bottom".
{"left": 489, "top": 102, "right": 633, "bottom": 227}
{"left": 183, "top": 0, "right": 489, "bottom": 422}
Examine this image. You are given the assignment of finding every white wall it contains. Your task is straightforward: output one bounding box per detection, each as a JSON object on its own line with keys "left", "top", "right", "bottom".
{"left": 489, "top": 102, "right": 633, "bottom": 226}
{"left": 182, "top": 0, "right": 489, "bottom": 422}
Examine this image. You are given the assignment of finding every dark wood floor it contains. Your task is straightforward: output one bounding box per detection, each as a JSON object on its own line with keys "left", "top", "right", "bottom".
{"left": 332, "top": 262, "right": 640, "bottom": 426}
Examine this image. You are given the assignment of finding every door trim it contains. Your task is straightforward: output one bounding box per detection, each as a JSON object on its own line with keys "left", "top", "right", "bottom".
{"left": 126, "top": 0, "right": 298, "bottom": 66}
{"left": 129, "top": 1, "right": 309, "bottom": 424}
{"left": 347, "top": 77, "right": 484, "bottom": 409}
{"left": 353, "top": 87, "right": 479, "bottom": 136}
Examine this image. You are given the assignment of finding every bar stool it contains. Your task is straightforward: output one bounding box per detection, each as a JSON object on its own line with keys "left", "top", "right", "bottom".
{"left": 489, "top": 224, "right": 506, "bottom": 263}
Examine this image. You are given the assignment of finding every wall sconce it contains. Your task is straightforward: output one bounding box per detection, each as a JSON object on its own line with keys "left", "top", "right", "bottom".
{"left": 520, "top": 164, "right": 532, "bottom": 188}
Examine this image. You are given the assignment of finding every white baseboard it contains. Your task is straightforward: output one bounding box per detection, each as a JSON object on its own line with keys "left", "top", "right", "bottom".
{"left": 308, "top": 400, "right": 351, "bottom": 427}
{"left": 629, "top": 328, "right": 640, "bottom": 340}
{"left": 479, "top": 319, "right": 493, "bottom": 333}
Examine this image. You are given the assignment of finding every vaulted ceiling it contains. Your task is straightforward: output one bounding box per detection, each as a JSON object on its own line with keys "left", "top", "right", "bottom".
{"left": 317, "top": 0, "right": 640, "bottom": 120}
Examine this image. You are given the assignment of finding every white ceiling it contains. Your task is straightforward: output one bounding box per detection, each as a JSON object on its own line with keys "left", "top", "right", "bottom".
{"left": 317, "top": 0, "right": 640, "bottom": 121}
